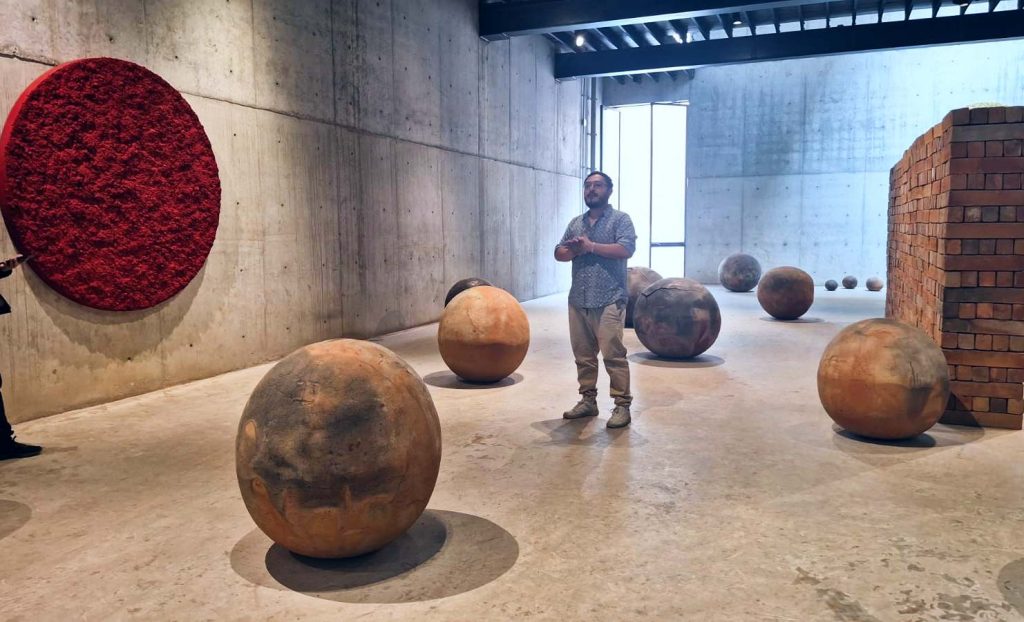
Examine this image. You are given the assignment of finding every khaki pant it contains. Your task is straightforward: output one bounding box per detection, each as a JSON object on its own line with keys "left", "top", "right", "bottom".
{"left": 568, "top": 302, "right": 631, "bottom": 406}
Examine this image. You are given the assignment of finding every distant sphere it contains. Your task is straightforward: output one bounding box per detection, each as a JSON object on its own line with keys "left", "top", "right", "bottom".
{"left": 825, "top": 280, "right": 838, "bottom": 291}
{"left": 444, "top": 277, "right": 491, "bottom": 306}
{"left": 757, "top": 267, "right": 814, "bottom": 320}
{"left": 842, "top": 275, "right": 858, "bottom": 289}
{"left": 866, "top": 277, "right": 884, "bottom": 292}
{"left": 718, "top": 253, "right": 762, "bottom": 292}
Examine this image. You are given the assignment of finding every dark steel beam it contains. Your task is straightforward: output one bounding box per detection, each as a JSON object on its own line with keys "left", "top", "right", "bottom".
{"left": 646, "top": 21, "right": 673, "bottom": 44}
{"left": 543, "top": 33, "right": 573, "bottom": 53}
{"left": 717, "top": 13, "right": 734, "bottom": 37}
{"left": 772, "top": 7, "right": 782, "bottom": 32}
{"left": 598, "top": 26, "right": 636, "bottom": 48}
{"left": 626, "top": 23, "right": 661, "bottom": 46}
{"left": 554, "top": 10, "right": 1024, "bottom": 78}
{"left": 691, "top": 16, "right": 713, "bottom": 40}
{"left": 588, "top": 28, "right": 619, "bottom": 50}
{"left": 932, "top": 0, "right": 942, "bottom": 18}
{"left": 480, "top": 0, "right": 816, "bottom": 40}
{"left": 744, "top": 10, "right": 758, "bottom": 33}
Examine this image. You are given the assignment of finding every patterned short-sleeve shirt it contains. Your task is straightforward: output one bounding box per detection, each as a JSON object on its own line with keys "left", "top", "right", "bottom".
{"left": 557, "top": 206, "right": 637, "bottom": 309}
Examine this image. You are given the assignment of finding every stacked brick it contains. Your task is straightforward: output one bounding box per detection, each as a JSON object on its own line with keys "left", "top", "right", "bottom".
{"left": 887, "top": 106, "right": 1024, "bottom": 430}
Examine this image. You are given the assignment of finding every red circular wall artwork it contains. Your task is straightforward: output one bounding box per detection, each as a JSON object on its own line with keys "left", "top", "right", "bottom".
{"left": 0, "top": 57, "right": 221, "bottom": 311}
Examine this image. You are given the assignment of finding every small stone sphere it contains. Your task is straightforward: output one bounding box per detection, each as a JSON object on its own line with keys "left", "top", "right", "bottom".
{"left": 438, "top": 286, "right": 530, "bottom": 382}
{"left": 866, "top": 277, "right": 884, "bottom": 292}
{"left": 626, "top": 267, "right": 663, "bottom": 328}
{"left": 634, "top": 278, "right": 721, "bottom": 359}
{"left": 444, "top": 277, "right": 491, "bottom": 306}
{"left": 842, "top": 275, "right": 858, "bottom": 289}
{"left": 817, "top": 319, "right": 949, "bottom": 440}
{"left": 825, "top": 280, "right": 838, "bottom": 291}
{"left": 718, "top": 253, "right": 762, "bottom": 292}
{"left": 236, "top": 339, "right": 442, "bottom": 558}
{"left": 756, "top": 266, "right": 814, "bottom": 320}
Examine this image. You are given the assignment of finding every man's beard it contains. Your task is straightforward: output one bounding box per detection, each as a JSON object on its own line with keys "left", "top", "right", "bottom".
{"left": 585, "top": 195, "right": 607, "bottom": 208}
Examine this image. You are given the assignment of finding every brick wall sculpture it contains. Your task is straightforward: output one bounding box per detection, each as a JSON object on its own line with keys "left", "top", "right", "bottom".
{"left": 887, "top": 106, "right": 1024, "bottom": 430}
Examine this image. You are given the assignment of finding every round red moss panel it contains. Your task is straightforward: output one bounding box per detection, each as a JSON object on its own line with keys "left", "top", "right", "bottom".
{"left": 0, "top": 58, "right": 220, "bottom": 311}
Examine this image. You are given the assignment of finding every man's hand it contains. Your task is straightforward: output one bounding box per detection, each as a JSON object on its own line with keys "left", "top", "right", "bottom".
{"left": 576, "top": 235, "right": 595, "bottom": 254}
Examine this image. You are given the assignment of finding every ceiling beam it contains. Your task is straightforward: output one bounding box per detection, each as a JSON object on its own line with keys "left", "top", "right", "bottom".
{"left": 554, "top": 10, "right": 1024, "bottom": 78}
{"left": 691, "top": 16, "right": 713, "bottom": 40}
{"left": 480, "top": 0, "right": 818, "bottom": 40}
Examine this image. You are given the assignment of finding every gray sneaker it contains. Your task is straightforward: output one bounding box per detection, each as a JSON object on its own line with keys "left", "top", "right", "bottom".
{"left": 607, "top": 405, "right": 631, "bottom": 428}
{"left": 563, "top": 398, "right": 599, "bottom": 419}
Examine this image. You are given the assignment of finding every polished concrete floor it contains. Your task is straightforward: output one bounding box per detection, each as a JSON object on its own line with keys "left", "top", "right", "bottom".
{"left": 3, "top": 287, "right": 1024, "bottom": 621}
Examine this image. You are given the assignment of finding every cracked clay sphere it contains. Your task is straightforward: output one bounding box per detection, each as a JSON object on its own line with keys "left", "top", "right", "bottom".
{"left": 236, "top": 339, "right": 442, "bottom": 558}
{"left": 626, "top": 267, "right": 663, "bottom": 328}
{"left": 438, "top": 285, "right": 530, "bottom": 383}
{"left": 817, "top": 319, "right": 949, "bottom": 440}
{"left": 634, "top": 278, "right": 721, "bottom": 359}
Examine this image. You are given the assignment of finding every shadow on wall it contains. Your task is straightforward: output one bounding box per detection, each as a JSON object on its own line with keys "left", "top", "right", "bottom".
{"left": 230, "top": 509, "right": 519, "bottom": 603}
{"left": 24, "top": 259, "right": 206, "bottom": 360}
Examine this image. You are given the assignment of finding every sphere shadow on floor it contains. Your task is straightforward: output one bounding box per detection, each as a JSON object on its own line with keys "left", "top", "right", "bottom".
{"left": 628, "top": 353, "right": 724, "bottom": 368}
{"left": 758, "top": 316, "right": 824, "bottom": 324}
{"left": 0, "top": 500, "right": 31, "bottom": 541}
{"left": 999, "top": 558, "right": 1024, "bottom": 615}
{"left": 830, "top": 423, "right": 986, "bottom": 454}
{"left": 531, "top": 418, "right": 648, "bottom": 447}
{"left": 422, "top": 371, "right": 523, "bottom": 389}
{"left": 230, "top": 510, "right": 518, "bottom": 603}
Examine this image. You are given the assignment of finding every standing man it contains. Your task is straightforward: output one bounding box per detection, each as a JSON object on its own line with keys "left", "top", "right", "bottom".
{"left": 0, "top": 254, "right": 41, "bottom": 460}
{"left": 555, "top": 171, "right": 637, "bottom": 428}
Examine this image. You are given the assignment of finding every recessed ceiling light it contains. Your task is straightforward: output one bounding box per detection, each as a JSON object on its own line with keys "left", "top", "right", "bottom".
{"left": 575, "top": 33, "right": 585, "bottom": 47}
{"left": 733, "top": 18, "right": 743, "bottom": 26}
{"left": 671, "top": 31, "right": 683, "bottom": 43}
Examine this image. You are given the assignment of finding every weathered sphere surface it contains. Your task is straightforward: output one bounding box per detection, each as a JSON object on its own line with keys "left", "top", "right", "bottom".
{"left": 626, "top": 267, "right": 663, "bottom": 328}
{"left": 817, "top": 319, "right": 949, "bottom": 440}
{"left": 444, "top": 277, "right": 491, "bottom": 306}
{"left": 718, "top": 253, "right": 762, "bottom": 292}
{"left": 842, "top": 275, "right": 858, "bottom": 289}
{"left": 757, "top": 266, "right": 814, "bottom": 320}
{"left": 634, "top": 278, "right": 721, "bottom": 358}
{"left": 825, "top": 280, "right": 838, "bottom": 291}
{"left": 438, "top": 286, "right": 530, "bottom": 382}
{"left": 866, "top": 277, "right": 884, "bottom": 292}
{"left": 236, "top": 339, "right": 442, "bottom": 558}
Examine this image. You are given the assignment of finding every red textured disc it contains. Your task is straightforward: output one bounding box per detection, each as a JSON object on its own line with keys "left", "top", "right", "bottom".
{"left": 0, "top": 58, "right": 220, "bottom": 311}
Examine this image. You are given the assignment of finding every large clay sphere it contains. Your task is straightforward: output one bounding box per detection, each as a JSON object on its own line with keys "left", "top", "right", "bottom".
{"left": 634, "top": 278, "right": 721, "bottom": 358}
{"left": 438, "top": 285, "right": 530, "bottom": 382}
{"left": 757, "top": 267, "right": 814, "bottom": 320}
{"left": 718, "top": 253, "right": 762, "bottom": 292}
{"left": 842, "top": 275, "right": 858, "bottom": 289}
{"left": 825, "top": 280, "right": 838, "bottom": 291}
{"left": 817, "top": 319, "right": 949, "bottom": 440}
{"left": 236, "top": 339, "right": 442, "bottom": 558}
{"left": 626, "top": 267, "right": 662, "bottom": 328}
{"left": 444, "top": 277, "right": 491, "bottom": 306}
{"left": 866, "top": 277, "right": 884, "bottom": 292}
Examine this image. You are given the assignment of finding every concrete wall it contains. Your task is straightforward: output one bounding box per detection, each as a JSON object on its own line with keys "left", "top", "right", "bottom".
{"left": 603, "top": 39, "right": 1024, "bottom": 283}
{"left": 0, "top": 0, "right": 583, "bottom": 423}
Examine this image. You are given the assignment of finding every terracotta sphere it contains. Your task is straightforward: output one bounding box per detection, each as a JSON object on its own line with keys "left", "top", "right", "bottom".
{"left": 626, "top": 267, "right": 663, "bottom": 328}
{"left": 438, "top": 285, "right": 530, "bottom": 382}
{"left": 235, "top": 339, "right": 442, "bottom": 558}
{"left": 718, "top": 253, "right": 762, "bottom": 292}
{"left": 866, "top": 277, "right": 884, "bottom": 292}
{"left": 444, "top": 277, "right": 491, "bottom": 306}
{"left": 842, "top": 275, "right": 858, "bottom": 289}
{"left": 825, "top": 280, "right": 838, "bottom": 291}
{"left": 757, "top": 266, "right": 814, "bottom": 320}
{"left": 634, "top": 278, "right": 721, "bottom": 359}
{"left": 817, "top": 319, "right": 949, "bottom": 440}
